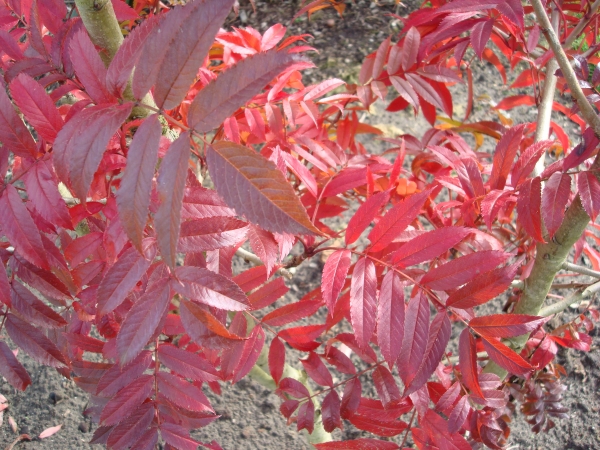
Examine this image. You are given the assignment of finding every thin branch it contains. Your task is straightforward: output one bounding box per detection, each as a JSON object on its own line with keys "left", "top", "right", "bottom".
{"left": 235, "top": 247, "right": 293, "bottom": 280}
{"left": 562, "top": 261, "right": 600, "bottom": 278}
{"left": 540, "top": 280, "right": 600, "bottom": 316}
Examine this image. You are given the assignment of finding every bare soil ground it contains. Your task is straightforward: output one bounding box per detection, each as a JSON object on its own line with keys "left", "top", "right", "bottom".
{"left": 0, "top": 1, "right": 598, "bottom": 449}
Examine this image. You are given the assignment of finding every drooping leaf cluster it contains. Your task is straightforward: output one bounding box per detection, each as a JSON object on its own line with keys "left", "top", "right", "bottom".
{"left": 0, "top": 0, "right": 598, "bottom": 448}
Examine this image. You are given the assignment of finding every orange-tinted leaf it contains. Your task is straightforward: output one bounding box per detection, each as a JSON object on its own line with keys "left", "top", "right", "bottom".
{"left": 117, "top": 114, "right": 161, "bottom": 251}
{"left": 155, "top": 132, "right": 190, "bottom": 269}
{"left": 180, "top": 299, "right": 243, "bottom": 340}
{"left": 350, "top": 258, "right": 377, "bottom": 350}
{"left": 322, "top": 249, "right": 351, "bottom": 311}
{"left": 542, "top": 172, "right": 571, "bottom": 239}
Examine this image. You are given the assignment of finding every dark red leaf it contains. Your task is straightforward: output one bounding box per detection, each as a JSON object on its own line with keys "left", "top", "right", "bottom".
{"left": 0, "top": 341, "right": 31, "bottom": 391}
{"left": 578, "top": 171, "right": 600, "bottom": 221}
{"left": 542, "top": 172, "right": 571, "bottom": 239}
{"left": 373, "top": 365, "right": 401, "bottom": 409}
{"left": 517, "top": 177, "right": 545, "bottom": 242}
{"left": 97, "top": 243, "right": 156, "bottom": 316}
{"left": 446, "top": 264, "right": 518, "bottom": 309}
{"left": 391, "top": 227, "right": 470, "bottom": 268}
{"left": 155, "top": 132, "right": 190, "bottom": 269}
{"left": 11, "top": 281, "right": 68, "bottom": 329}
{"left": 117, "top": 114, "right": 162, "bottom": 251}
{"left": 321, "top": 249, "right": 351, "bottom": 311}
{"left": 0, "top": 78, "right": 37, "bottom": 158}
{"left": 277, "top": 377, "right": 310, "bottom": 399}
{"left": 321, "top": 390, "right": 342, "bottom": 433}
{"left": 377, "top": 270, "right": 404, "bottom": 366}
{"left": 63, "top": 332, "right": 105, "bottom": 354}
{"left": 131, "top": 427, "right": 158, "bottom": 450}
{"left": 368, "top": 189, "right": 430, "bottom": 252}
{"left": 458, "top": 329, "right": 484, "bottom": 398}
{"left": 297, "top": 398, "right": 315, "bottom": 434}
{"left": 481, "top": 336, "right": 533, "bottom": 376}
{"left": 160, "top": 423, "right": 201, "bottom": 450}
{"left": 116, "top": 280, "right": 171, "bottom": 365}
{"left": 489, "top": 125, "right": 525, "bottom": 190}
{"left": 106, "top": 402, "right": 154, "bottom": 450}
{"left": 448, "top": 395, "right": 471, "bottom": 433}
{"left": 340, "top": 378, "right": 361, "bottom": 419}
{"left": 397, "top": 292, "right": 430, "bottom": 385}
{"left": 157, "top": 371, "right": 214, "bottom": 413}
{"left": 268, "top": 337, "right": 285, "bottom": 385}
{"left": 5, "top": 313, "right": 67, "bottom": 368}
{"left": 206, "top": 141, "right": 319, "bottom": 235}
{"left": 158, "top": 343, "right": 220, "bottom": 383}
{"left": 96, "top": 351, "right": 153, "bottom": 397}
{"left": 350, "top": 258, "right": 377, "bottom": 350}
{"left": 301, "top": 352, "right": 334, "bottom": 387}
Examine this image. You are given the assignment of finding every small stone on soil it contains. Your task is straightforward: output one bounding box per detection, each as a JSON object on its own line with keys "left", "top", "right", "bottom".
{"left": 241, "top": 425, "right": 256, "bottom": 438}
{"left": 78, "top": 421, "right": 89, "bottom": 433}
{"left": 49, "top": 392, "right": 64, "bottom": 404}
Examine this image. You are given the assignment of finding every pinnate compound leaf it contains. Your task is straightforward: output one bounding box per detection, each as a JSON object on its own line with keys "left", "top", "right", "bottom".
{"left": 481, "top": 336, "right": 533, "bottom": 376}
{"left": 489, "top": 124, "right": 525, "bottom": 190}
{"left": 517, "top": 177, "right": 544, "bottom": 242}
{"left": 542, "top": 172, "right": 571, "bottom": 239}
{"left": 5, "top": 314, "right": 67, "bottom": 368}
{"left": 315, "top": 439, "right": 400, "bottom": 449}
{"left": 346, "top": 190, "right": 390, "bottom": 245}
{"left": 578, "top": 171, "right": 600, "bottom": 221}
{"left": 469, "top": 314, "right": 544, "bottom": 338}
{"left": 106, "top": 403, "right": 154, "bottom": 450}
{"left": 173, "top": 266, "right": 249, "bottom": 311}
{"left": 446, "top": 263, "right": 518, "bottom": 309}
{"left": 350, "top": 258, "right": 377, "bottom": 350}
{"left": 373, "top": 366, "right": 401, "bottom": 409}
{"left": 97, "top": 243, "right": 156, "bottom": 316}
{"left": 158, "top": 343, "right": 220, "bottom": 383}
{"left": 321, "top": 390, "right": 342, "bottom": 433}
{"left": 301, "top": 352, "right": 333, "bottom": 387}
{"left": 207, "top": 141, "right": 319, "bottom": 235}
{"left": 0, "top": 79, "right": 37, "bottom": 158}
{"left": 321, "top": 249, "right": 351, "bottom": 311}
{"left": 117, "top": 114, "right": 162, "bottom": 252}
{"left": 156, "top": 372, "right": 214, "bottom": 413}
{"left": 458, "top": 329, "right": 484, "bottom": 398}
{"left": 0, "top": 184, "right": 49, "bottom": 269}
{"left": 160, "top": 423, "right": 201, "bottom": 450}
{"left": 421, "top": 250, "right": 510, "bottom": 291}
{"left": 11, "top": 281, "right": 68, "bottom": 329}
{"left": 68, "top": 103, "right": 133, "bottom": 201}
{"left": 0, "top": 341, "right": 31, "bottom": 391}
{"left": 100, "top": 375, "right": 154, "bottom": 426}
{"left": 397, "top": 292, "right": 429, "bottom": 385}
{"left": 188, "top": 49, "right": 306, "bottom": 132}
{"left": 10, "top": 74, "right": 63, "bottom": 143}
{"left": 376, "top": 270, "right": 404, "bottom": 366}
{"left": 179, "top": 299, "right": 244, "bottom": 339}
{"left": 117, "top": 281, "right": 172, "bottom": 365}
{"left": 368, "top": 189, "right": 430, "bottom": 252}
{"left": 391, "top": 227, "right": 470, "bottom": 268}
{"left": 404, "top": 313, "right": 451, "bottom": 396}
{"left": 155, "top": 132, "right": 190, "bottom": 269}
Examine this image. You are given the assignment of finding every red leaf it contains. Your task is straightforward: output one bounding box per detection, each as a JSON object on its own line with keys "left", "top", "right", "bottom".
{"left": 117, "top": 114, "right": 162, "bottom": 251}
{"left": 268, "top": 337, "right": 285, "bottom": 385}
{"left": 322, "top": 346, "right": 356, "bottom": 375}
{"left": 448, "top": 395, "right": 471, "bottom": 433}
{"left": 64, "top": 232, "right": 103, "bottom": 267}
{"left": 262, "top": 299, "right": 322, "bottom": 327}
{"left": 458, "top": 329, "right": 484, "bottom": 398}
{"left": 158, "top": 343, "right": 220, "bottom": 383}
{"left": 233, "top": 265, "right": 267, "bottom": 292}
{"left": 469, "top": 314, "right": 544, "bottom": 338}
{"left": 315, "top": 439, "right": 400, "bottom": 449}
{"left": 10, "top": 281, "right": 68, "bottom": 329}
{"left": 106, "top": 403, "right": 154, "bottom": 449}
{"left": 100, "top": 372, "right": 154, "bottom": 426}
{"left": 133, "top": 0, "right": 234, "bottom": 108}
{"left": 373, "top": 365, "right": 401, "bottom": 408}
{"left": 277, "top": 377, "right": 310, "bottom": 399}
{"left": 247, "top": 225, "right": 279, "bottom": 276}
{"left": 404, "top": 313, "right": 451, "bottom": 396}
{"left": 405, "top": 73, "right": 452, "bottom": 117}
{"left": 188, "top": 49, "right": 306, "bottom": 132}
{"left": 372, "top": 36, "right": 391, "bottom": 79}
{"left": 350, "top": 258, "right": 377, "bottom": 350}
{"left": 179, "top": 299, "right": 244, "bottom": 340}
{"left": 340, "top": 378, "right": 362, "bottom": 419}
{"left": 0, "top": 184, "right": 49, "bottom": 269}
{"left": 173, "top": 266, "right": 249, "bottom": 311}
{"left": 391, "top": 227, "right": 470, "bottom": 268}
{"left": 322, "top": 390, "right": 342, "bottom": 433}
{"left": 0, "top": 263, "right": 10, "bottom": 306}
{"left": 542, "top": 172, "right": 571, "bottom": 239}
{"left": 63, "top": 333, "right": 105, "bottom": 354}
{"left": 578, "top": 171, "right": 600, "bottom": 221}
{"left": 95, "top": 352, "right": 150, "bottom": 399}
{"left": 377, "top": 270, "right": 404, "bottom": 366}
{"left": 481, "top": 336, "right": 533, "bottom": 376}
{"left": 297, "top": 398, "right": 315, "bottom": 434}
{"left": 347, "top": 414, "right": 407, "bottom": 437}
{"left": 5, "top": 313, "right": 68, "bottom": 368}
{"left": 490, "top": 124, "right": 525, "bottom": 190}
{"left": 157, "top": 371, "right": 214, "bottom": 413}
{"left": 206, "top": 141, "right": 319, "bottom": 235}
{"left": 321, "top": 249, "right": 351, "bottom": 311}
{"left": 402, "top": 27, "right": 420, "bottom": 70}
{"left": 230, "top": 325, "right": 266, "bottom": 383}
{"left": 97, "top": 243, "right": 156, "bottom": 316}
{"left": 278, "top": 324, "right": 325, "bottom": 351}
{"left": 517, "top": 177, "right": 545, "bottom": 242}
{"left": 248, "top": 277, "right": 289, "bottom": 309}
{"left": 24, "top": 159, "right": 72, "bottom": 230}
{"left": 346, "top": 191, "right": 390, "bottom": 245}
{"left": 116, "top": 280, "right": 172, "bottom": 365}
{"left": 10, "top": 74, "right": 63, "bottom": 143}
{"left": 368, "top": 189, "right": 430, "bottom": 252}
{"left": 510, "top": 140, "right": 553, "bottom": 187}
{"left": 470, "top": 19, "right": 494, "bottom": 58}
{"left": 301, "top": 352, "right": 333, "bottom": 387}
{"left": 446, "top": 264, "right": 518, "bottom": 309}
{"left": 131, "top": 427, "right": 158, "bottom": 450}
{"left": 160, "top": 423, "right": 201, "bottom": 450}
{"left": 0, "top": 341, "right": 31, "bottom": 391}
{"left": 421, "top": 250, "right": 510, "bottom": 291}
{"left": 155, "top": 132, "right": 190, "bottom": 269}
{"left": 0, "top": 79, "right": 37, "bottom": 158}
{"left": 178, "top": 217, "right": 248, "bottom": 253}
{"left": 398, "top": 292, "right": 430, "bottom": 385}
